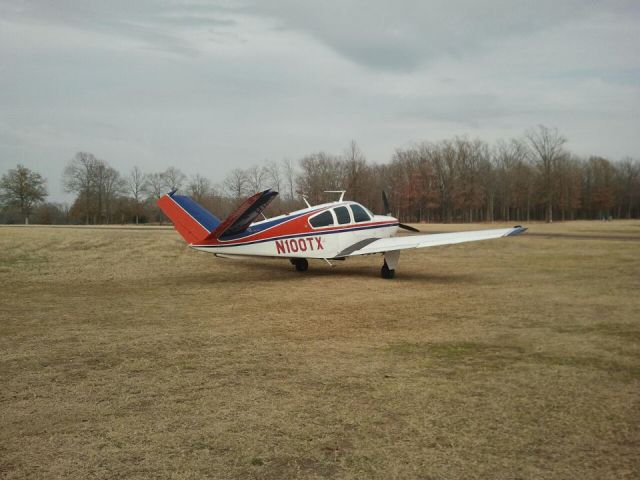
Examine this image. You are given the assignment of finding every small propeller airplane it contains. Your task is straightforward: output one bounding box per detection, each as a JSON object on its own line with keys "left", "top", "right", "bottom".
{"left": 157, "top": 189, "right": 526, "bottom": 278}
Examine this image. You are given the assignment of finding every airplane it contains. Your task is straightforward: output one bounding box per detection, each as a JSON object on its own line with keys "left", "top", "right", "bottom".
{"left": 157, "top": 189, "right": 526, "bottom": 279}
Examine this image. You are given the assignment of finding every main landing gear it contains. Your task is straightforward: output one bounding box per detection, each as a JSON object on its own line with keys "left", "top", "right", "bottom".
{"left": 381, "top": 260, "right": 395, "bottom": 279}
{"left": 381, "top": 250, "right": 400, "bottom": 279}
{"left": 290, "top": 258, "right": 309, "bottom": 272}
{"left": 289, "top": 255, "right": 398, "bottom": 278}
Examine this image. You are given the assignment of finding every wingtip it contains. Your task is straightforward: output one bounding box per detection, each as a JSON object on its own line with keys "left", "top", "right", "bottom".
{"left": 507, "top": 226, "right": 528, "bottom": 236}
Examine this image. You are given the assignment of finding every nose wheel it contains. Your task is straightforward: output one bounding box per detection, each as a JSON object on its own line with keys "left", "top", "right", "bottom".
{"left": 381, "top": 260, "right": 395, "bottom": 279}
{"left": 290, "top": 258, "right": 309, "bottom": 272}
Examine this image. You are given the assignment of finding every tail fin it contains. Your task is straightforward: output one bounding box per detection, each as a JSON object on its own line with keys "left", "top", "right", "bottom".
{"left": 157, "top": 191, "right": 220, "bottom": 244}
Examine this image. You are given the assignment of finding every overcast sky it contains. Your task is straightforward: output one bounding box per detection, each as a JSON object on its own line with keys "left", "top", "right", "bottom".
{"left": 1, "top": 0, "right": 638, "bottom": 202}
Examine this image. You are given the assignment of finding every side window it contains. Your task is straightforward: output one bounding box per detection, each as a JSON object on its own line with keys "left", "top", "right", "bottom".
{"left": 309, "top": 210, "right": 334, "bottom": 228}
{"left": 334, "top": 206, "right": 351, "bottom": 225}
{"left": 351, "top": 204, "right": 371, "bottom": 223}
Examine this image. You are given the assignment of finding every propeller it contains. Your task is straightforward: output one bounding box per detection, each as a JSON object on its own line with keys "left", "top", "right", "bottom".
{"left": 382, "top": 191, "right": 420, "bottom": 233}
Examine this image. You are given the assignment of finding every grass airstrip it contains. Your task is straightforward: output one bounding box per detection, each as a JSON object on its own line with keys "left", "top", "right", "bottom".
{"left": 1, "top": 221, "right": 639, "bottom": 479}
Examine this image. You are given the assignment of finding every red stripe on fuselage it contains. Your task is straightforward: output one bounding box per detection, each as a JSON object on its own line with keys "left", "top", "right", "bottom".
{"left": 194, "top": 208, "right": 396, "bottom": 247}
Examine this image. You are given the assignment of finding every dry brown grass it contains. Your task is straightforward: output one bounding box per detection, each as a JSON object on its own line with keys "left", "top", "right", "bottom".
{"left": 1, "top": 222, "right": 639, "bottom": 479}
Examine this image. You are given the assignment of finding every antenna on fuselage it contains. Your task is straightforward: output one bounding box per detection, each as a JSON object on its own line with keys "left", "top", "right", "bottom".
{"left": 324, "top": 190, "right": 346, "bottom": 202}
{"left": 296, "top": 189, "right": 313, "bottom": 208}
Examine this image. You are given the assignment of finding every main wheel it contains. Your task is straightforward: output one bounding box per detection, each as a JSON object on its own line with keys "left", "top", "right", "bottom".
{"left": 381, "top": 261, "right": 395, "bottom": 279}
{"left": 291, "top": 258, "right": 309, "bottom": 272}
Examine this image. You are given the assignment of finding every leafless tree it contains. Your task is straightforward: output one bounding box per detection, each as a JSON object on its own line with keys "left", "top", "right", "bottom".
{"left": 281, "top": 158, "right": 296, "bottom": 201}
{"left": 99, "top": 165, "right": 124, "bottom": 223}
{"left": 525, "top": 125, "right": 567, "bottom": 222}
{"left": 145, "top": 173, "right": 166, "bottom": 200}
{"left": 615, "top": 157, "right": 640, "bottom": 218}
{"left": 246, "top": 165, "right": 265, "bottom": 193}
{"left": 63, "top": 152, "right": 101, "bottom": 224}
{"left": 9, "top": 126, "right": 640, "bottom": 225}
{"left": 264, "top": 160, "right": 282, "bottom": 193}
{"left": 145, "top": 172, "right": 168, "bottom": 223}
{"left": 127, "top": 166, "right": 147, "bottom": 224}
{"left": 163, "top": 167, "right": 186, "bottom": 192}
{"left": 188, "top": 174, "right": 213, "bottom": 203}
{"left": 223, "top": 168, "right": 248, "bottom": 199}
{"left": 493, "top": 138, "right": 530, "bottom": 221}
{"left": 62, "top": 152, "right": 125, "bottom": 224}
{"left": 297, "top": 152, "right": 344, "bottom": 204}
{"left": 0, "top": 164, "right": 47, "bottom": 224}
{"left": 343, "top": 140, "right": 368, "bottom": 203}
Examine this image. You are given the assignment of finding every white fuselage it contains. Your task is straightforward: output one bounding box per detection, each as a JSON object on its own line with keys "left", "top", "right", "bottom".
{"left": 190, "top": 201, "right": 399, "bottom": 260}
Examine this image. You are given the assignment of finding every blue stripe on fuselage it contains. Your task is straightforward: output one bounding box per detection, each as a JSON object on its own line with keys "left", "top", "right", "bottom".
{"left": 216, "top": 210, "right": 317, "bottom": 241}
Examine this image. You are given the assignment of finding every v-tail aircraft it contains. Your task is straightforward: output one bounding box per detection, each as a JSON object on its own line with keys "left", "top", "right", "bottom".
{"left": 157, "top": 189, "right": 526, "bottom": 279}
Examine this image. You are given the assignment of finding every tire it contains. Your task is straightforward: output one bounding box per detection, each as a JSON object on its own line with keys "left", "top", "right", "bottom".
{"left": 293, "top": 258, "right": 309, "bottom": 272}
{"left": 381, "top": 261, "right": 395, "bottom": 279}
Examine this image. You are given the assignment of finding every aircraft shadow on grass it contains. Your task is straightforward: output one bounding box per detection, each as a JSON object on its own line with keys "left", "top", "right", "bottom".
{"left": 176, "top": 260, "right": 481, "bottom": 285}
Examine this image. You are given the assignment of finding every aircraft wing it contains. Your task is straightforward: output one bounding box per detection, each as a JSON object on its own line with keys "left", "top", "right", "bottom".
{"left": 337, "top": 226, "right": 527, "bottom": 257}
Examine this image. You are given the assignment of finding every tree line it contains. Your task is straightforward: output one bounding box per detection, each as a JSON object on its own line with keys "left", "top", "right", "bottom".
{"left": 1, "top": 126, "right": 639, "bottom": 225}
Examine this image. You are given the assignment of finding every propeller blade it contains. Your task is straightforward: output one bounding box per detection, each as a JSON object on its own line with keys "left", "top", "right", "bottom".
{"left": 382, "top": 190, "right": 391, "bottom": 216}
{"left": 399, "top": 223, "right": 420, "bottom": 233}
{"left": 382, "top": 190, "right": 420, "bottom": 232}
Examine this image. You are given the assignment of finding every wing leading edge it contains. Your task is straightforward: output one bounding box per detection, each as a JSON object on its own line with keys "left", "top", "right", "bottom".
{"left": 337, "top": 226, "right": 527, "bottom": 257}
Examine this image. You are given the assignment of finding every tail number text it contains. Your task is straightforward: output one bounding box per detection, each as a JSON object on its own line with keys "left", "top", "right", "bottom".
{"left": 275, "top": 237, "right": 323, "bottom": 254}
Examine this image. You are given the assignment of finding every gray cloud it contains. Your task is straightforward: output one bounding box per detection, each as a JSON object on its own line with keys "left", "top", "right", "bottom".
{"left": 0, "top": 1, "right": 638, "bottom": 202}
{"left": 246, "top": 0, "right": 623, "bottom": 70}
{"left": 0, "top": 0, "right": 237, "bottom": 55}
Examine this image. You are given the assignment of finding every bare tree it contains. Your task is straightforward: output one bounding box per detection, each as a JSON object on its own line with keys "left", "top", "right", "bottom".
{"left": 163, "top": 167, "right": 186, "bottom": 192}
{"left": 343, "top": 140, "right": 368, "bottom": 203}
{"left": 264, "top": 160, "right": 282, "bottom": 193}
{"left": 431, "top": 140, "right": 457, "bottom": 223}
{"left": 188, "top": 174, "right": 212, "bottom": 203}
{"left": 145, "top": 172, "right": 168, "bottom": 224}
{"left": 100, "top": 165, "right": 124, "bottom": 224}
{"left": 246, "top": 165, "right": 265, "bottom": 193}
{"left": 615, "top": 157, "right": 640, "bottom": 218}
{"left": 281, "top": 158, "right": 296, "bottom": 201}
{"left": 493, "top": 138, "right": 530, "bottom": 221}
{"left": 584, "top": 156, "right": 616, "bottom": 219}
{"left": 0, "top": 164, "right": 48, "bottom": 224}
{"left": 127, "top": 166, "right": 147, "bottom": 224}
{"left": 223, "top": 168, "right": 248, "bottom": 199}
{"left": 297, "top": 152, "right": 343, "bottom": 204}
{"left": 525, "top": 125, "right": 567, "bottom": 222}
{"left": 62, "top": 153, "right": 125, "bottom": 224}
{"left": 146, "top": 173, "right": 166, "bottom": 200}
{"left": 63, "top": 152, "right": 101, "bottom": 224}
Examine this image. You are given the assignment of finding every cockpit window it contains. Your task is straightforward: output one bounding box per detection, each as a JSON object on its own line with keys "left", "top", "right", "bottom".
{"left": 309, "top": 210, "right": 334, "bottom": 228}
{"left": 363, "top": 206, "right": 375, "bottom": 218}
{"left": 334, "top": 206, "right": 351, "bottom": 225}
{"left": 350, "top": 204, "right": 371, "bottom": 223}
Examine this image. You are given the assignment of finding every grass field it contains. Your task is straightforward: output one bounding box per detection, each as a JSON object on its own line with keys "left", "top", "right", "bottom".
{"left": 1, "top": 221, "right": 639, "bottom": 479}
